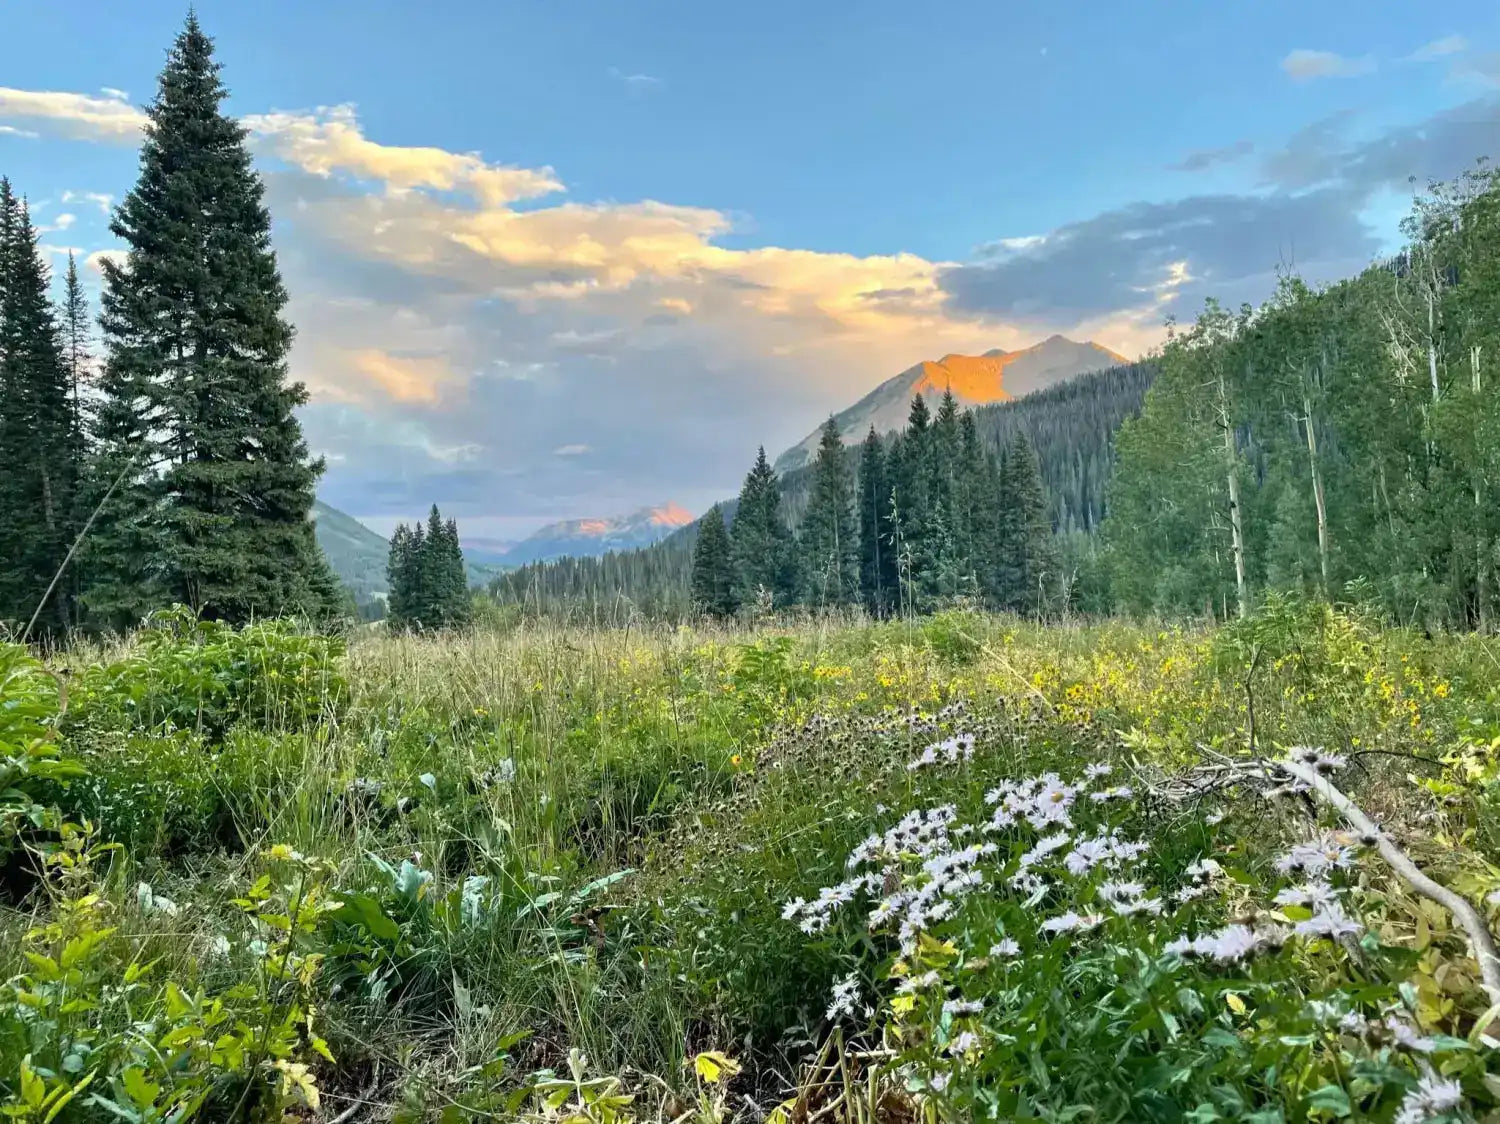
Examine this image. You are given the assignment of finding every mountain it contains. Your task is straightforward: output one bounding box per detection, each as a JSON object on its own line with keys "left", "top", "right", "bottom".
{"left": 774, "top": 334, "right": 1129, "bottom": 471}
{"left": 311, "top": 500, "right": 505, "bottom": 601}
{"left": 311, "top": 500, "right": 391, "bottom": 602}
{"left": 499, "top": 503, "right": 694, "bottom": 567}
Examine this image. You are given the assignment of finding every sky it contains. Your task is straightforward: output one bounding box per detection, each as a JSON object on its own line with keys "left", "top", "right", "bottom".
{"left": 3, "top": 1, "right": 1500, "bottom": 542}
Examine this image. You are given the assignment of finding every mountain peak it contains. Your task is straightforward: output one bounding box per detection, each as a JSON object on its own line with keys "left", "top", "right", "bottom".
{"left": 774, "top": 336, "right": 1130, "bottom": 471}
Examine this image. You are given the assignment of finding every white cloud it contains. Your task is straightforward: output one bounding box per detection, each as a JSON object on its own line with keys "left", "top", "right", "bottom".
{"left": 1408, "top": 35, "right": 1468, "bottom": 62}
{"left": 0, "top": 87, "right": 146, "bottom": 141}
{"left": 607, "top": 68, "right": 663, "bottom": 91}
{"left": 244, "top": 104, "right": 562, "bottom": 206}
{"left": 1281, "top": 49, "right": 1376, "bottom": 81}
{"left": 0, "top": 123, "right": 39, "bottom": 139}
{"left": 84, "top": 248, "right": 128, "bottom": 274}
{"left": 61, "top": 190, "right": 114, "bottom": 215}
{"left": 553, "top": 444, "right": 591, "bottom": 456}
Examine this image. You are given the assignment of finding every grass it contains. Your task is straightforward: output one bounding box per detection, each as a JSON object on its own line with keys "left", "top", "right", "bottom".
{"left": 3, "top": 600, "right": 1500, "bottom": 1120}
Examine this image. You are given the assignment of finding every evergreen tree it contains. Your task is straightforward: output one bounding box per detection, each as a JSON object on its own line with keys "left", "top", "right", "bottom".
{"left": 995, "top": 435, "right": 1055, "bottom": 615}
{"left": 801, "top": 417, "right": 858, "bottom": 606}
{"left": 0, "top": 185, "right": 82, "bottom": 634}
{"left": 857, "top": 426, "right": 896, "bottom": 615}
{"left": 61, "top": 251, "right": 91, "bottom": 443}
{"left": 385, "top": 506, "right": 469, "bottom": 631}
{"left": 87, "top": 15, "right": 335, "bottom": 625}
{"left": 731, "top": 447, "right": 796, "bottom": 607}
{"left": 689, "top": 503, "right": 738, "bottom": 618}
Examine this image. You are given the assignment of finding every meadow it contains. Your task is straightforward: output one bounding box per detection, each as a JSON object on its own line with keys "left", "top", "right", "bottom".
{"left": 4, "top": 599, "right": 1500, "bottom": 1122}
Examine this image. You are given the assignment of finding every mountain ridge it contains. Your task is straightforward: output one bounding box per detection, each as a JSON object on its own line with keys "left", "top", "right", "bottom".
{"left": 774, "top": 334, "right": 1128, "bottom": 471}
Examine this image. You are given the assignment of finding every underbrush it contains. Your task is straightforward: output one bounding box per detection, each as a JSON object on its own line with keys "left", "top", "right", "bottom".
{"left": 1, "top": 599, "right": 1499, "bottom": 1120}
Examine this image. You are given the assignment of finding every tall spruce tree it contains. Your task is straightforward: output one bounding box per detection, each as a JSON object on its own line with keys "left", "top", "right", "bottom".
{"left": 857, "top": 426, "right": 896, "bottom": 615}
{"left": 0, "top": 186, "right": 82, "bottom": 634}
{"left": 731, "top": 446, "right": 796, "bottom": 607}
{"left": 690, "top": 503, "right": 737, "bottom": 618}
{"left": 385, "top": 507, "right": 470, "bottom": 630}
{"left": 87, "top": 15, "right": 335, "bottom": 626}
{"left": 995, "top": 434, "right": 1055, "bottom": 615}
{"left": 800, "top": 417, "right": 858, "bottom": 606}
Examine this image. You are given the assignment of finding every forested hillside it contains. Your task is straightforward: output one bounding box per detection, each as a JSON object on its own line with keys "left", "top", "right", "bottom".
{"left": 1103, "top": 166, "right": 1500, "bottom": 629}
{"left": 490, "top": 361, "right": 1156, "bottom": 618}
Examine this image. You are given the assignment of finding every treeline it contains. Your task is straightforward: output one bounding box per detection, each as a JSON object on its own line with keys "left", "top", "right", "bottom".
{"left": 1102, "top": 164, "right": 1500, "bottom": 628}
{"left": 0, "top": 17, "right": 339, "bottom": 640}
{"left": 489, "top": 362, "right": 1155, "bottom": 619}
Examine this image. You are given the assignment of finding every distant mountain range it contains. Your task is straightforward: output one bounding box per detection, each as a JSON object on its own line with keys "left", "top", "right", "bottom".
{"left": 774, "top": 335, "right": 1127, "bottom": 471}
{"left": 311, "top": 499, "right": 694, "bottom": 599}
{"left": 499, "top": 503, "right": 693, "bottom": 567}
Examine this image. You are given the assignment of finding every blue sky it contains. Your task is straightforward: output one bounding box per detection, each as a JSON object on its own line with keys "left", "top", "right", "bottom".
{"left": 3, "top": 2, "right": 1499, "bottom": 539}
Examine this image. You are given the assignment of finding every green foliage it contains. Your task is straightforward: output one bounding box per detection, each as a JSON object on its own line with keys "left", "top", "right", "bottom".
{"left": 84, "top": 15, "right": 336, "bottom": 630}
{"left": 387, "top": 506, "right": 473, "bottom": 632}
{"left": 731, "top": 448, "right": 798, "bottom": 609}
{"left": 0, "top": 645, "right": 84, "bottom": 858}
{"left": 689, "top": 504, "right": 737, "bottom": 619}
{"left": 0, "top": 180, "right": 84, "bottom": 637}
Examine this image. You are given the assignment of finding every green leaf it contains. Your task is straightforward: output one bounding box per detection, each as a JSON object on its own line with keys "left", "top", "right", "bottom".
{"left": 1304, "top": 1085, "right": 1351, "bottom": 1117}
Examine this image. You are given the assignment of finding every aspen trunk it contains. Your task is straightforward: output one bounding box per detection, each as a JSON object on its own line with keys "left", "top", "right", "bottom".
{"left": 1303, "top": 372, "right": 1330, "bottom": 594}
{"left": 1217, "top": 364, "right": 1248, "bottom": 618}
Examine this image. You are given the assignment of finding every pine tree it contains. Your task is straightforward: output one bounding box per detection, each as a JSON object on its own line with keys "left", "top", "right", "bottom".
{"left": 731, "top": 447, "right": 796, "bottom": 607}
{"left": 801, "top": 417, "right": 858, "bottom": 606}
{"left": 87, "top": 15, "right": 335, "bottom": 625}
{"left": 995, "top": 435, "right": 1055, "bottom": 615}
{"left": 0, "top": 186, "right": 82, "bottom": 634}
{"left": 386, "top": 506, "right": 469, "bottom": 631}
{"left": 690, "top": 503, "right": 737, "bottom": 618}
{"left": 857, "top": 427, "right": 896, "bottom": 615}
{"left": 61, "top": 251, "right": 91, "bottom": 442}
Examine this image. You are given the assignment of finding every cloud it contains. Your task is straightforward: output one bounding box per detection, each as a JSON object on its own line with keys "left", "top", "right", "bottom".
{"left": 0, "top": 124, "right": 39, "bottom": 139}
{"left": 0, "top": 87, "right": 145, "bottom": 141}
{"left": 61, "top": 189, "right": 114, "bottom": 215}
{"left": 36, "top": 212, "right": 75, "bottom": 233}
{"left": 84, "top": 248, "right": 128, "bottom": 274}
{"left": 1169, "top": 139, "right": 1254, "bottom": 172}
{"left": 1453, "top": 53, "right": 1500, "bottom": 88}
{"left": 1281, "top": 49, "right": 1375, "bottom": 81}
{"left": 1408, "top": 35, "right": 1468, "bottom": 62}
{"left": 1262, "top": 97, "right": 1500, "bottom": 192}
{"left": 939, "top": 189, "right": 1376, "bottom": 326}
{"left": 553, "top": 444, "right": 590, "bottom": 456}
{"left": 244, "top": 104, "right": 562, "bottom": 206}
{"left": 607, "top": 68, "right": 663, "bottom": 92}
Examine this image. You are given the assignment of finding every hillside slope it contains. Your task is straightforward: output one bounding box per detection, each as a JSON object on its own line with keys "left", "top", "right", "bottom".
{"left": 775, "top": 335, "right": 1128, "bottom": 471}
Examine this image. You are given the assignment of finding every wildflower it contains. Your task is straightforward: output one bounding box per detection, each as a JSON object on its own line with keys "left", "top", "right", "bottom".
{"left": 1273, "top": 881, "right": 1339, "bottom": 909}
{"left": 827, "top": 972, "right": 861, "bottom": 1021}
{"left": 1393, "top": 1067, "right": 1464, "bottom": 1124}
{"left": 1083, "top": 762, "right": 1112, "bottom": 781}
{"left": 1021, "top": 831, "right": 1072, "bottom": 868}
{"left": 989, "top": 937, "right": 1021, "bottom": 958}
{"left": 895, "top": 970, "right": 942, "bottom": 994}
{"left": 1184, "top": 858, "right": 1222, "bottom": 882}
{"left": 942, "top": 997, "right": 984, "bottom": 1016}
{"left": 782, "top": 897, "right": 807, "bottom": 921}
{"left": 1009, "top": 871, "right": 1048, "bottom": 897}
{"left": 1087, "top": 785, "right": 1134, "bottom": 803}
{"left": 1204, "top": 924, "right": 1258, "bottom": 963}
{"left": 1063, "top": 836, "right": 1114, "bottom": 875}
{"left": 947, "top": 1030, "right": 982, "bottom": 1056}
{"left": 928, "top": 1071, "right": 951, "bottom": 1093}
{"left": 1040, "top": 910, "right": 1103, "bottom": 935}
{"left": 1293, "top": 902, "right": 1364, "bottom": 940}
{"left": 1384, "top": 1015, "right": 1438, "bottom": 1054}
{"left": 1204, "top": 809, "right": 1226, "bottom": 825}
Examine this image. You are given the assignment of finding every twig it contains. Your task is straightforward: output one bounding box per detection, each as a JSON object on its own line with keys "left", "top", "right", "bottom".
{"left": 1277, "top": 756, "right": 1500, "bottom": 1001}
